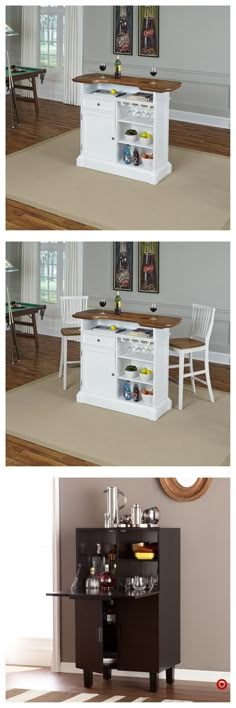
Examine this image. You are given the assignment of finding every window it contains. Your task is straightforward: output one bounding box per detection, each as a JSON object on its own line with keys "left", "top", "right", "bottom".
{"left": 40, "top": 6, "right": 65, "bottom": 72}
{"left": 40, "top": 242, "right": 65, "bottom": 305}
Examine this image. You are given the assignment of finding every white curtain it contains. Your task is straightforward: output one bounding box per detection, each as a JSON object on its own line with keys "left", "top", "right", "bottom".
{"left": 21, "top": 6, "right": 40, "bottom": 97}
{"left": 21, "top": 243, "right": 39, "bottom": 332}
{"left": 64, "top": 6, "right": 83, "bottom": 105}
{"left": 64, "top": 242, "right": 83, "bottom": 296}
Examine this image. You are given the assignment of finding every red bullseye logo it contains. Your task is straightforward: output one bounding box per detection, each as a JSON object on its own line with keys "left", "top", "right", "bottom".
{"left": 216, "top": 679, "right": 228, "bottom": 690}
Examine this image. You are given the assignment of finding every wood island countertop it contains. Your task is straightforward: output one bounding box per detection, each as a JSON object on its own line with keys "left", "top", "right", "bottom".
{"left": 72, "top": 309, "right": 181, "bottom": 329}
{"left": 72, "top": 73, "right": 182, "bottom": 94}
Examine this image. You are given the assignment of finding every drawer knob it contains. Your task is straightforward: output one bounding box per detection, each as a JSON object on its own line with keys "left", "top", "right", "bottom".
{"left": 112, "top": 137, "right": 115, "bottom": 140}
{"left": 97, "top": 338, "right": 100, "bottom": 342}
{"left": 112, "top": 373, "right": 115, "bottom": 377}
{"left": 97, "top": 102, "right": 100, "bottom": 106}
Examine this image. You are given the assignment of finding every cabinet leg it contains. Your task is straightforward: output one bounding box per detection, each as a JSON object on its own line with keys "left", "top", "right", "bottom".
{"left": 103, "top": 666, "right": 112, "bottom": 680}
{"left": 149, "top": 672, "right": 159, "bottom": 692}
{"left": 166, "top": 667, "right": 174, "bottom": 685}
{"left": 84, "top": 670, "right": 93, "bottom": 688}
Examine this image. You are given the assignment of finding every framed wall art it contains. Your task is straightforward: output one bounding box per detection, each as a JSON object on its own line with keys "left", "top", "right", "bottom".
{"left": 113, "top": 6, "right": 133, "bottom": 55}
{"left": 113, "top": 242, "right": 133, "bottom": 291}
{"left": 138, "top": 242, "right": 159, "bottom": 293}
{"left": 138, "top": 6, "right": 159, "bottom": 57}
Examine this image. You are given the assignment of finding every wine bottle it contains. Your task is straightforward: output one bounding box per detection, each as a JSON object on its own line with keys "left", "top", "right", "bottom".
{"left": 100, "top": 564, "right": 115, "bottom": 592}
{"left": 115, "top": 55, "right": 122, "bottom": 79}
{"left": 133, "top": 147, "right": 140, "bottom": 166}
{"left": 115, "top": 290, "right": 121, "bottom": 314}
{"left": 91, "top": 543, "right": 105, "bottom": 578}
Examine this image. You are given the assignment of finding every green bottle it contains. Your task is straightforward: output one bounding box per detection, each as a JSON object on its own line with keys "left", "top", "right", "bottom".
{"left": 115, "top": 291, "right": 121, "bottom": 314}
{"left": 115, "top": 55, "right": 121, "bottom": 79}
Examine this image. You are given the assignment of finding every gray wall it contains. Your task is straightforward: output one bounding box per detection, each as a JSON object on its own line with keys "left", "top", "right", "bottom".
{"left": 83, "top": 241, "right": 230, "bottom": 356}
{"left": 83, "top": 5, "right": 230, "bottom": 118}
{"left": 59, "top": 477, "right": 230, "bottom": 671}
{"left": 6, "top": 6, "right": 22, "bottom": 65}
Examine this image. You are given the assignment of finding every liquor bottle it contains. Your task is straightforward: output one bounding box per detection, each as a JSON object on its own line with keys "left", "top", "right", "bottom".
{"left": 124, "top": 144, "right": 131, "bottom": 164}
{"left": 100, "top": 564, "right": 115, "bottom": 592}
{"left": 91, "top": 543, "right": 105, "bottom": 578}
{"left": 124, "top": 381, "right": 131, "bottom": 400}
{"left": 133, "top": 383, "right": 140, "bottom": 402}
{"left": 115, "top": 55, "right": 122, "bottom": 79}
{"left": 108, "top": 545, "right": 117, "bottom": 574}
{"left": 115, "top": 291, "right": 122, "bottom": 314}
{"left": 103, "top": 600, "right": 116, "bottom": 653}
{"left": 70, "top": 562, "right": 81, "bottom": 593}
{"left": 133, "top": 147, "right": 140, "bottom": 166}
{"left": 85, "top": 567, "right": 100, "bottom": 593}
{"left": 141, "top": 242, "right": 157, "bottom": 291}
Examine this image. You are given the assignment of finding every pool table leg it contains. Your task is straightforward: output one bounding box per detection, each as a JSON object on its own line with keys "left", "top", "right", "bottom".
{"left": 32, "top": 77, "right": 39, "bottom": 114}
{"left": 11, "top": 83, "right": 20, "bottom": 125}
{"left": 32, "top": 313, "right": 39, "bottom": 349}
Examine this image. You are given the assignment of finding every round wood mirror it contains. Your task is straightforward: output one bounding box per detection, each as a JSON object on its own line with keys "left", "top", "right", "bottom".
{"left": 159, "top": 477, "right": 212, "bottom": 501}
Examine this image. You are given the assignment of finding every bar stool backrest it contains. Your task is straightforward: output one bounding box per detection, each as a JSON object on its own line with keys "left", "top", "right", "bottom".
{"left": 60, "top": 295, "right": 88, "bottom": 329}
{"left": 190, "top": 304, "right": 215, "bottom": 347}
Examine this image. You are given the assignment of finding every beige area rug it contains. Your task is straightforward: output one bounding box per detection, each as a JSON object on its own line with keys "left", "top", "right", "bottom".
{"left": 6, "top": 129, "right": 230, "bottom": 230}
{"left": 6, "top": 370, "right": 230, "bottom": 466}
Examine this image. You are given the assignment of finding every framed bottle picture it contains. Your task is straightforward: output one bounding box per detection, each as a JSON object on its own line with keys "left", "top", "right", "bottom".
{"left": 113, "top": 6, "right": 133, "bottom": 55}
{"left": 138, "top": 6, "right": 159, "bottom": 57}
{"left": 138, "top": 242, "right": 159, "bottom": 293}
{"left": 113, "top": 242, "right": 133, "bottom": 291}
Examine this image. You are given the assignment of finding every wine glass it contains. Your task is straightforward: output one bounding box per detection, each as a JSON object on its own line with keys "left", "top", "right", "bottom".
{"left": 99, "top": 298, "right": 106, "bottom": 314}
{"left": 150, "top": 67, "right": 157, "bottom": 83}
{"left": 150, "top": 303, "right": 157, "bottom": 319}
{"left": 99, "top": 62, "right": 106, "bottom": 78}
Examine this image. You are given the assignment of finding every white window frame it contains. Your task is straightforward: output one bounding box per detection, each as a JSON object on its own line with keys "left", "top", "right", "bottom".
{"left": 39, "top": 242, "right": 65, "bottom": 316}
{"left": 39, "top": 6, "right": 65, "bottom": 81}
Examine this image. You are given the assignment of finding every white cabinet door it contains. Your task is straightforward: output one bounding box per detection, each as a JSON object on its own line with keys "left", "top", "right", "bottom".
{"left": 82, "top": 345, "right": 116, "bottom": 398}
{"left": 82, "top": 110, "right": 116, "bottom": 162}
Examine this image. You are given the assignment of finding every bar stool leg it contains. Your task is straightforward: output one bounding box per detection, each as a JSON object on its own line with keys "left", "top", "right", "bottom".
{"left": 63, "top": 338, "right": 67, "bottom": 390}
{"left": 178, "top": 352, "right": 184, "bottom": 410}
{"left": 189, "top": 353, "right": 196, "bottom": 393}
{"left": 59, "top": 337, "right": 63, "bottom": 378}
{"left": 205, "top": 351, "right": 214, "bottom": 403}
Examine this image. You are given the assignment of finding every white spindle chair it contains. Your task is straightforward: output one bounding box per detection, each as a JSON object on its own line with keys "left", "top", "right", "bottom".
{"left": 59, "top": 295, "right": 88, "bottom": 390}
{"left": 169, "top": 304, "right": 215, "bottom": 410}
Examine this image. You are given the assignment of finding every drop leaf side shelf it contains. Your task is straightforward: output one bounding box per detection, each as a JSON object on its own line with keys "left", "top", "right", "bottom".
{"left": 47, "top": 527, "right": 180, "bottom": 693}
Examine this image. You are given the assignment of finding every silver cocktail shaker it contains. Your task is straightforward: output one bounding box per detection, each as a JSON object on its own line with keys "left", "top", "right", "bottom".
{"left": 131, "top": 503, "right": 142, "bottom": 527}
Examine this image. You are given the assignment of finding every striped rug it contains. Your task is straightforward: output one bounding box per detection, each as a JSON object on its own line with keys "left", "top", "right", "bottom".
{"left": 6, "top": 689, "right": 155, "bottom": 702}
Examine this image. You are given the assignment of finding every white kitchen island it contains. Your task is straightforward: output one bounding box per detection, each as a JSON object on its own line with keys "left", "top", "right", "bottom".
{"left": 72, "top": 73, "right": 181, "bottom": 185}
{"left": 72, "top": 309, "right": 181, "bottom": 421}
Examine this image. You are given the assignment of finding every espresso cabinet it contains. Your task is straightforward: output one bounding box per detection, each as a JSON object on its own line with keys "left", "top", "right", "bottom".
{"left": 47, "top": 527, "right": 180, "bottom": 693}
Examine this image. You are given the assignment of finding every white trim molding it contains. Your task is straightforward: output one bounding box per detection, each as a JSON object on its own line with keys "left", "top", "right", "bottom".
{"left": 61, "top": 663, "right": 230, "bottom": 684}
{"left": 6, "top": 638, "right": 52, "bottom": 667}
{"left": 169, "top": 108, "right": 230, "bottom": 129}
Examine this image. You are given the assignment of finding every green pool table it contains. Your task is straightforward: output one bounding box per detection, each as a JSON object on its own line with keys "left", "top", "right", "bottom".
{"left": 6, "top": 302, "right": 46, "bottom": 363}
{"left": 6, "top": 66, "right": 46, "bottom": 126}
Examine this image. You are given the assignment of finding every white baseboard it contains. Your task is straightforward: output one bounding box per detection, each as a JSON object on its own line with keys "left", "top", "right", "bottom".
{"left": 6, "top": 637, "right": 52, "bottom": 667}
{"left": 60, "top": 663, "right": 230, "bottom": 683}
{"left": 170, "top": 109, "right": 230, "bottom": 129}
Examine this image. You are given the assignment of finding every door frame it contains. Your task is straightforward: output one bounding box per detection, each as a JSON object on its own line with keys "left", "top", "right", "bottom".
{"left": 52, "top": 477, "right": 61, "bottom": 672}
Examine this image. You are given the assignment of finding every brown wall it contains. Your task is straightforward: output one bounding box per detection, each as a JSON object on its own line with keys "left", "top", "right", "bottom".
{"left": 59, "top": 477, "right": 230, "bottom": 671}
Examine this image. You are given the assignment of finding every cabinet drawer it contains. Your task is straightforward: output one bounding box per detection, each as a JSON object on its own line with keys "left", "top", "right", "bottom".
{"left": 83, "top": 95, "right": 115, "bottom": 113}
{"left": 83, "top": 332, "right": 115, "bottom": 348}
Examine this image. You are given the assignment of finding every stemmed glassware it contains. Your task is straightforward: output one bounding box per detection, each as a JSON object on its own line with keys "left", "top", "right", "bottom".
{"left": 150, "top": 66, "right": 157, "bottom": 83}
{"left": 99, "top": 62, "right": 106, "bottom": 78}
{"left": 99, "top": 298, "right": 106, "bottom": 314}
{"left": 150, "top": 303, "right": 157, "bottom": 319}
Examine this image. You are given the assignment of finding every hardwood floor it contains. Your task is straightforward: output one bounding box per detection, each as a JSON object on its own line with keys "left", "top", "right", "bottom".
{"left": 6, "top": 97, "right": 230, "bottom": 230}
{"left": 6, "top": 333, "right": 230, "bottom": 466}
{"left": 6, "top": 667, "right": 230, "bottom": 701}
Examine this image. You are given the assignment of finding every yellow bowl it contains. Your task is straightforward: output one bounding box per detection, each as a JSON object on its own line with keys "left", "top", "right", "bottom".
{"left": 135, "top": 552, "right": 155, "bottom": 560}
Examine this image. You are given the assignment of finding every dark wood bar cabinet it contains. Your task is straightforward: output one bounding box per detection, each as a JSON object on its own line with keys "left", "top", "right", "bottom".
{"left": 47, "top": 526, "right": 180, "bottom": 693}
